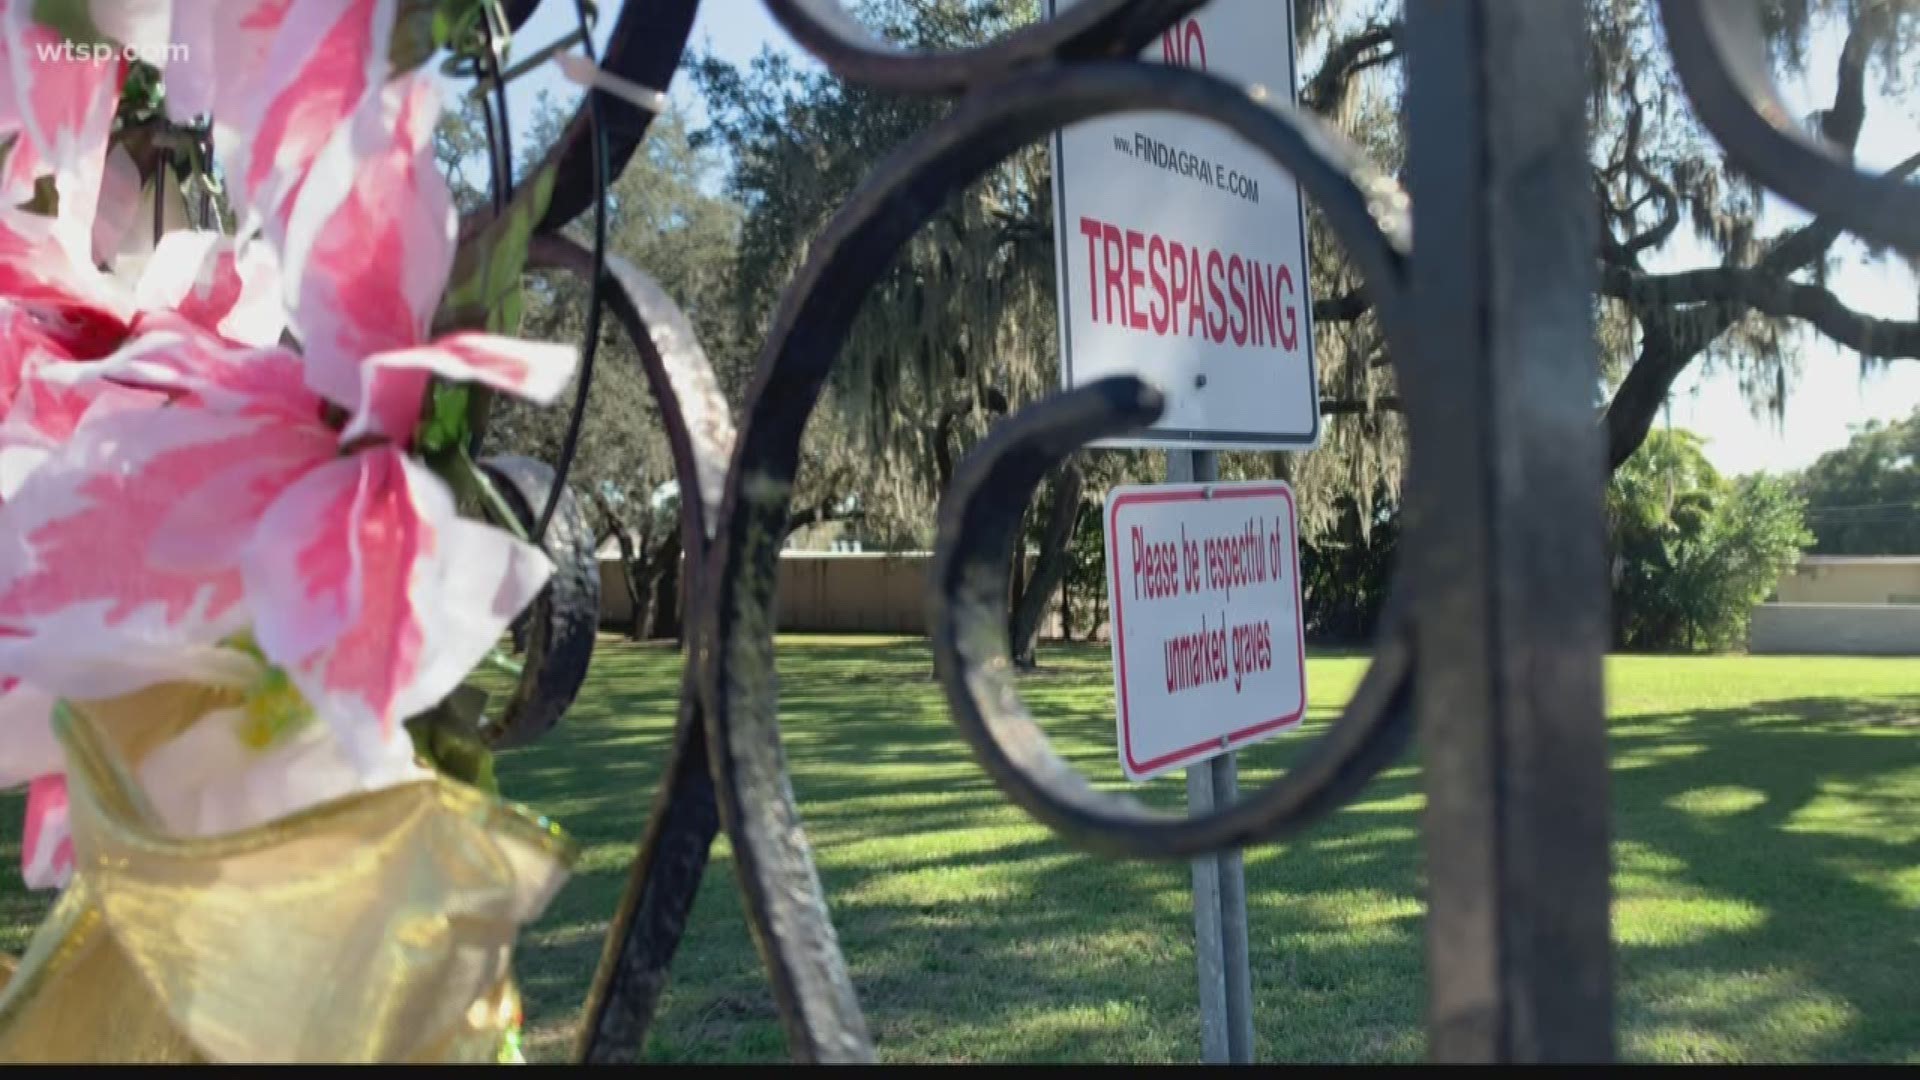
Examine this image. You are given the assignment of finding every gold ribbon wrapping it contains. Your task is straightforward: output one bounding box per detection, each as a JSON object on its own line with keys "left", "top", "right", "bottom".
{"left": 0, "top": 686, "right": 573, "bottom": 1063}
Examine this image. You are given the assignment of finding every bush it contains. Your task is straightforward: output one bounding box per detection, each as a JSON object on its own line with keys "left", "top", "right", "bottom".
{"left": 1609, "top": 431, "right": 1812, "bottom": 652}
{"left": 1299, "top": 495, "right": 1398, "bottom": 645}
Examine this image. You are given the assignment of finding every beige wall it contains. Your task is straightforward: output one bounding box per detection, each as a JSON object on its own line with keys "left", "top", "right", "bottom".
{"left": 1749, "top": 603, "right": 1920, "bottom": 656}
{"left": 1774, "top": 558, "right": 1920, "bottom": 605}
{"left": 598, "top": 553, "right": 1066, "bottom": 637}
{"left": 776, "top": 553, "right": 932, "bottom": 633}
{"left": 600, "top": 561, "right": 636, "bottom": 626}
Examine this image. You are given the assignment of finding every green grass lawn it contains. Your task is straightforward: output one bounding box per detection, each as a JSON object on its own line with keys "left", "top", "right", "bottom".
{"left": 3, "top": 637, "right": 1917, "bottom": 1062}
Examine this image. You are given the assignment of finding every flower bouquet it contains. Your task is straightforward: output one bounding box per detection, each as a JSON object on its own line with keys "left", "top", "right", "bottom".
{"left": 0, "top": 0, "right": 588, "bottom": 1062}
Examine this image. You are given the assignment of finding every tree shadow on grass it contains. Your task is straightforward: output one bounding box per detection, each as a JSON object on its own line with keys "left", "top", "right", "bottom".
{"left": 0, "top": 639, "right": 1912, "bottom": 1064}
{"left": 505, "top": 638, "right": 1920, "bottom": 1064}
{"left": 1600, "top": 693, "right": 1920, "bottom": 1061}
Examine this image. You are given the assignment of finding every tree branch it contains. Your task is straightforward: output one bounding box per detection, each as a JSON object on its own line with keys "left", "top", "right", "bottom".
{"left": 1320, "top": 396, "right": 1402, "bottom": 416}
{"left": 1617, "top": 161, "right": 1680, "bottom": 259}
{"left": 1815, "top": 4, "right": 1890, "bottom": 154}
{"left": 1757, "top": 149, "right": 1920, "bottom": 275}
{"left": 1300, "top": 21, "right": 1400, "bottom": 115}
{"left": 930, "top": 386, "right": 1009, "bottom": 491}
{"left": 1599, "top": 0, "right": 1913, "bottom": 471}
{"left": 784, "top": 501, "right": 863, "bottom": 540}
{"left": 1313, "top": 288, "right": 1373, "bottom": 323}
{"left": 1604, "top": 323, "right": 1690, "bottom": 471}
{"left": 1602, "top": 265, "right": 1920, "bottom": 358}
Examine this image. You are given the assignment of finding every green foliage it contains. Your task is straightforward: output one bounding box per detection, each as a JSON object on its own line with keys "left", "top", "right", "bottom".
{"left": 392, "top": 0, "right": 490, "bottom": 72}
{"left": 1299, "top": 492, "right": 1398, "bottom": 643}
{"left": 690, "top": 0, "right": 1067, "bottom": 538}
{"left": 404, "top": 685, "right": 499, "bottom": 795}
{"left": 28, "top": 0, "right": 107, "bottom": 46}
{"left": 691, "top": 0, "right": 1415, "bottom": 546}
{"left": 1609, "top": 430, "right": 1813, "bottom": 652}
{"left": 417, "top": 383, "right": 471, "bottom": 455}
{"left": 1047, "top": 450, "right": 1154, "bottom": 639}
{"left": 1795, "top": 409, "right": 1920, "bottom": 555}
{"left": 462, "top": 94, "right": 743, "bottom": 568}
{"left": 438, "top": 158, "right": 559, "bottom": 335}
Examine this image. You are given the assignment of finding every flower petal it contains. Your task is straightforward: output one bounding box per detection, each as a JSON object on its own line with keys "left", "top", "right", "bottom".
{"left": 247, "top": 449, "right": 550, "bottom": 768}
{"left": 226, "top": 0, "right": 393, "bottom": 236}
{"left": 65, "top": 329, "right": 314, "bottom": 419}
{"left": 90, "top": 142, "right": 142, "bottom": 267}
{"left": 0, "top": 325, "right": 167, "bottom": 498}
{"left": 0, "top": 405, "right": 276, "bottom": 697}
{"left": 135, "top": 231, "right": 286, "bottom": 347}
{"left": 0, "top": 210, "right": 131, "bottom": 351}
{"left": 163, "top": 0, "right": 291, "bottom": 124}
{"left": 0, "top": 129, "right": 44, "bottom": 206}
{"left": 137, "top": 702, "right": 430, "bottom": 838}
{"left": 281, "top": 71, "right": 452, "bottom": 415}
{"left": 0, "top": 677, "right": 57, "bottom": 788}
{"left": 2, "top": 353, "right": 163, "bottom": 450}
{"left": 2, "top": 12, "right": 122, "bottom": 260}
{"left": 243, "top": 454, "right": 371, "bottom": 669}
{"left": 348, "top": 333, "right": 579, "bottom": 442}
{"left": 89, "top": 0, "right": 174, "bottom": 59}
{"left": 150, "top": 412, "right": 334, "bottom": 574}
{"left": 0, "top": 301, "right": 70, "bottom": 406}
{"left": 21, "top": 773, "right": 72, "bottom": 890}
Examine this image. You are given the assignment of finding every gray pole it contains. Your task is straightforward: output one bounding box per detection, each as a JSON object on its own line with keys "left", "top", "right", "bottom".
{"left": 1167, "top": 449, "right": 1254, "bottom": 1063}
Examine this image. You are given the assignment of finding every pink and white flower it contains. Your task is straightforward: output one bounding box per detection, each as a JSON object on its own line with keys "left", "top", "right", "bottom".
{"left": 0, "top": 69, "right": 571, "bottom": 777}
{"left": 0, "top": 1, "right": 572, "bottom": 896}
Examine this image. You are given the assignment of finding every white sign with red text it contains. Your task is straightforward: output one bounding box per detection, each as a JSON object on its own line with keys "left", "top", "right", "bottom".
{"left": 1104, "top": 481, "right": 1308, "bottom": 782}
{"left": 1049, "top": 0, "right": 1316, "bottom": 449}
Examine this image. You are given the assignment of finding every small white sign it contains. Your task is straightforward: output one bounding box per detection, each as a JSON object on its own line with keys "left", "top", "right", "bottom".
{"left": 1103, "top": 481, "right": 1308, "bottom": 781}
{"left": 1050, "top": 0, "right": 1317, "bottom": 449}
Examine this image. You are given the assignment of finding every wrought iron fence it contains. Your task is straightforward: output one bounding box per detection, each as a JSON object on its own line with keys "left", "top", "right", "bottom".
{"left": 472, "top": 0, "right": 1919, "bottom": 1062}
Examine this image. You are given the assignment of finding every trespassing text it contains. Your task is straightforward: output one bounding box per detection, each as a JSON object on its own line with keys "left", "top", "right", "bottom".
{"left": 1076, "top": 215, "right": 1302, "bottom": 351}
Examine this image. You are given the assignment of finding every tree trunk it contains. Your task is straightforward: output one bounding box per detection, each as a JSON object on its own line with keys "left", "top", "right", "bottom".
{"left": 1010, "top": 460, "right": 1087, "bottom": 670}
{"left": 605, "top": 526, "right": 648, "bottom": 641}
{"left": 1008, "top": 524, "right": 1028, "bottom": 632}
{"left": 586, "top": 489, "right": 651, "bottom": 642}
{"left": 630, "top": 526, "right": 682, "bottom": 641}
{"left": 648, "top": 548, "right": 682, "bottom": 640}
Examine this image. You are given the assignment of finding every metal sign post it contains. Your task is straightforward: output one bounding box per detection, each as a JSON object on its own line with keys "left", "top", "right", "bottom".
{"left": 1054, "top": 0, "right": 1311, "bottom": 1061}
{"left": 1167, "top": 448, "right": 1254, "bottom": 1063}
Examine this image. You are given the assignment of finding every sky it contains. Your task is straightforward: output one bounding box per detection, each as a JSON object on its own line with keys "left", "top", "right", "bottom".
{"left": 492, "top": 1, "right": 1917, "bottom": 478}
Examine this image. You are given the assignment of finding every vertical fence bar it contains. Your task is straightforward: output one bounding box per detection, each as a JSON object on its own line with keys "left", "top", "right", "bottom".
{"left": 1401, "top": 0, "right": 1615, "bottom": 1062}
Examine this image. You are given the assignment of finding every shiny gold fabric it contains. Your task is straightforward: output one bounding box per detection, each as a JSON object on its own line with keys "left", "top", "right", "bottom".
{"left": 0, "top": 687, "right": 573, "bottom": 1063}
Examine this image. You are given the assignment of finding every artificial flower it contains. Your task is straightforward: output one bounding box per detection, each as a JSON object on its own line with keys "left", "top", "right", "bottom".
{"left": 0, "top": 72, "right": 573, "bottom": 778}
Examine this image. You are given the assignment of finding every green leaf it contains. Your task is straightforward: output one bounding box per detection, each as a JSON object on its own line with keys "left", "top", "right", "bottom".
{"left": 418, "top": 382, "right": 472, "bottom": 455}
{"left": 424, "top": 442, "right": 531, "bottom": 543}
{"left": 437, "top": 0, "right": 492, "bottom": 53}
{"left": 436, "top": 161, "right": 558, "bottom": 335}
{"left": 404, "top": 685, "right": 500, "bottom": 795}
{"left": 389, "top": 0, "right": 444, "bottom": 72}
{"left": 30, "top": 0, "right": 109, "bottom": 46}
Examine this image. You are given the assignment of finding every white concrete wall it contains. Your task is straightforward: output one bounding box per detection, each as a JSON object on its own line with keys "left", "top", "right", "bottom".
{"left": 1774, "top": 558, "right": 1920, "bottom": 605}
{"left": 1748, "top": 603, "right": 1920, "bottom": 656}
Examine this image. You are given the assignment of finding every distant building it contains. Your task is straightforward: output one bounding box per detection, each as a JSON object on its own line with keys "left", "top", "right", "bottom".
{"left": 1749, "top": 556, "right": 1920, "bottom": 655}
